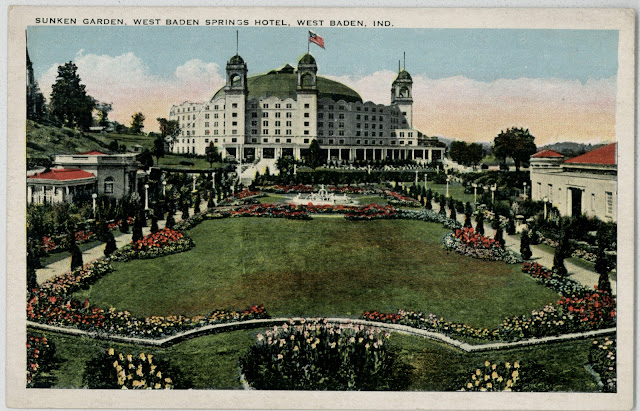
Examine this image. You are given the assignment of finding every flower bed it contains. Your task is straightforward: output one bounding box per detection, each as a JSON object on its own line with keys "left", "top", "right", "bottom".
{"left": 459, "top": 361, "right": 522, "bottom": 391}
{"left": 83, "top": 348, "right": 182, "bottom": 389}
{"left": 239, "top": 319, "right": 405, "bottom": 390}
{"left": 398, "top": 209, "right": 462, "bottom": 230}
{"left": 27, "top": 334, "right": 55, "bottom": 387}
{"left": 344, "top": 204, "right": 396, "bottom": 221}
{"left": 589, "top": 337, "right": 616, "bottom": 392}
{"left": 363, "top": 287, "right": 616, "bottom": 342}
{"left": 110, "top": 231, "right": 195, "bottom": 262}
{"left": 227, "top": 204, "right": 311, "bottom": 220}
{"left": 521, "top": 262, "right": 586, "bottom": 296}
{"left": 270, "top": 184, "right": 315, "bottom": 194}
{"left": 442, "top": 228, "right": 520, "bottom": 264}
{"left": 385, "top": 190, "right": 420, "bottom": 207}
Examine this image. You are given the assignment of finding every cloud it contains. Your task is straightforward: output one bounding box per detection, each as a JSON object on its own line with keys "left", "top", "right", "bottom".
{"left": 38, "top": 52, "right": 225, "bottom": 132}
{"left": 38, "top": 51, "right": 617, "bottom": 143}
{"left": 327, "top": 72, "right": 617, "bottom": 145}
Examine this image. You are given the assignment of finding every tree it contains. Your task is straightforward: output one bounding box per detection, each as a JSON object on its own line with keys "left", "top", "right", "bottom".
{"left": 157, "top": 118, "right": 181, "bottom": 151}
{"left": 205, "top": 142, "right": 221, "bottom": 167}
{"left": 137, "top": 149, "right": 154, "bottom": 170}
{"left": 131, "top": 217, "right": 143, "bottom": 243}
{"left": 153, "top": 135, "right": 165, "bottom": 165}
{"left": 520, "top": 229, "right": 532, "bottom": 260}
{"left": 463, "top": 213, "right": 472, "bottom": 228}
{"left": 165, "top": 207, "right": 176, "bottom": 229}
{"left": 492, "top": 127, "right": 537, "bottom": 172}
{"left": 475, "top": 213, "right": 485, "bottom": 235}
{"left": 104, "top": 232, "right": 117, "bottom": 256}
{"left": 276, "top": 156, "right": 295, "bottom": 179}
{"left": 425, "top": 189, "right": 433, "bottom": 210}
{"left": 553, "top": 228, "right": 571, "bottom": 276}
{"left": 50, "top": 61, "right": 95, "bottom": 130}
{"left": 439, "top": 196, "right": 446, "bottom": 215}
{"left": 494, "top": 226, "right": 505, "bottom": 248}
{"left": 449, "top": 205, "right": 457, "bottom": 221}
{"left": 95, "top": 102, "right": 113, "bottom": 128}
{"left": 27, "top": 82, "right": 48, "bottom": 123}
{"left": 150, "top": 216, "right": 159, "bottom": 233}
{"left": 595, "top": 232, "right": 612, "bottom": 294}
{"left": 506, "top": 215, "right": 516, "bottom": 235}
{"left": 306, "top": 140, "right": 324, "bottom": 169}
{"left": 130, "top": 112, "right": 146, "bottom": 134}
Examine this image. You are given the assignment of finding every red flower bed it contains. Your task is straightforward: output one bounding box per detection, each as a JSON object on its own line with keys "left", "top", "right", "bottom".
{"left": 344, "top": 204, "right": 396, "bottom": 220}
{"left": 132, "top": 228, "right": 184, "bottom": 251}
{"left": 362, "top": 310, "right": 403, "bottom": 323}
{"left": 41, "top": 236, "right": 56, "bottom": 253}
{"left": 26, "top": 334, "right": 55, "bottom": 387}
{"left": 75, "top": 230, "right": 93, "bottom": 242}
{"left": 521, "top": 262, "right": 552, "bottom": 280}
{"left": 229, "top": 204, "right": 310, "bottom": 220}
{"left": 557, "top": 290, "right": 616, "bottom": 327}
{"left": 454, "top": 227, "right": 498, "bottom": 249}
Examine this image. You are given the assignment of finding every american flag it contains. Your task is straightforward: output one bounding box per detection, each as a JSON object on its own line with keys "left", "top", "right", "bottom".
{"left": 309, "top": 31, "right": 325, "bottom": 49}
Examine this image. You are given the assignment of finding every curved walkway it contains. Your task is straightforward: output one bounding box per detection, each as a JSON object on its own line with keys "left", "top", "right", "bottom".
{"left": 26, "top": 318, "right": 615, "bottom": 353}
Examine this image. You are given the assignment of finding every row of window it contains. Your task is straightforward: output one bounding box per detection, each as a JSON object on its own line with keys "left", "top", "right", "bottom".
{"left": 536, "top": 183, "right": 614, "bottom": 216}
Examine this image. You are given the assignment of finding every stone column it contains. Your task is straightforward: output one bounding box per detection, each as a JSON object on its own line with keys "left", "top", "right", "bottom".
{"left": 27, "top": 185, "right": 33, "bottom": 204}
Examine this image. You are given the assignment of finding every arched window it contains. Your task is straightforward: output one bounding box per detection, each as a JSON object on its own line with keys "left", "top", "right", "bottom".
{"left": 104, "top": 177, "right": 114, "bottom": 194}
{"left": 230, "top": 74, "right": 241, "bottom": 86}
{"left": 399, "top": 87, "right": 410, "bottom": 98}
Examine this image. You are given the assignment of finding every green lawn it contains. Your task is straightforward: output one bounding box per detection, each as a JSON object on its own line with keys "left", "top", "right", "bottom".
{"left": 156, "top": 154, "right": 222, "bottom": 169}
{"left": 30, "top": 329, "right": 599, "bottom": 391}
{"left": 75, "top": 218, "right": 558, "bottom": 328}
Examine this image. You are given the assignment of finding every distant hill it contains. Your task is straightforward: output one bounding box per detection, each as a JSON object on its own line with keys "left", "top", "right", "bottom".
{"left": 540, "top": 142, "right": 608, "bottom": 158}
{"left": 26, "top": 120, "right": 153, "bottom": 168}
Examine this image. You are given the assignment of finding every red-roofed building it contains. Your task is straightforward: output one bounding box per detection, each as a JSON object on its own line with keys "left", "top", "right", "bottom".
{"left": 529, "top": 143, "right": 617, "bottom": 222}
{"left": 27, "top": 151, "right": 143, "bottom": 204}
{"left": 27, "top": 168, "right": 97, "bottom": 204}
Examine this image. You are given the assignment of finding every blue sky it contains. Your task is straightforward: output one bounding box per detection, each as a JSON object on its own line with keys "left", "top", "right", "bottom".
{"left": 27, "top": 26, "right": 619, "bottom": 143}
{"left": 28, "top": 26, "right": 618, "bottom": 82}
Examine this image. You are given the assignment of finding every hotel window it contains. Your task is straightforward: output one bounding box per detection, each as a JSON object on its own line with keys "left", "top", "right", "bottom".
{"left": 399, "top": 132, "right": 405, "bottom": 137}
{"left": 286, "top": 138, "right": 292, "bottom": 143}
{"left": 379, "top": 140, "right": 383, "bottom": 145}
{"left": 328, "top": 139, "right": 334, "bottom": 144}
{"left": 205, "top": 130, "right": 210, "bottom": 135}
{"left": 205, "top": 113, "right": 210, "bottom": 119}
{"left": 364, "top": 115, "right": 369, "bottom": 120}
{"left": 357, "top": 123, "right": 361, "bottom": 128}
{"left": 232, "top": 121, "right": 237, "bottom": 126}
{"left": 364, "top": 107, "right": 369, "bottom": 111}
{"left": 263, "top": 121, "right": 269, "bottom": 127}
{"left": 205, "top": 122, "right": 209, "bottom": 127}
{"left": 328, "top": 113, "right": 334, "bottom": 119}
{"left": 205, "top": 139, "right": 209, "bottom": 143}
{"left": 275, "top": 121, "right": 281, "bottom": 127}
{"left": 275, "top": 130, "right": 281, "bottom": 135}
{"left": 356, "top": 139, "right": 361, "bottom": 144}
{"left": 364, "top": 140, "right": 368, "bottom": 145}
{"left": 356, "top": 115, "right": 361, "bottom": 120}
{"left": 591, "top": 193, "right": 596, "bottom": 211}
{"left": 364, "top": 124, "right": 369, "bottom": 129}
{"left": 214, "top": 130, "right": 219, "bottom": 135}
{"left": 263, "top": 138, "right": 269, "bottom": 143}
{"left": 548, "top": 184, "right": 553, "bottom": 202}
{"left": 286, "top": 103, "right": 292, "bottom": 108}
{"left": 214, "top": 105, "right": 219, "bottom": 110}
{"left": 339, "top": 139, "right": 344, "bottom": 143}
{"left": 286, "top": 121, "right": 292, "bottom": 127}
{"left": 275, "top": 112, "right": 281, "bottom": 118}
{"left": 391, "top": 141, "right": 396, "bottom": 145}
{"left": 232, "top": 130, "right": 237, "bottom": 135}
{"left": 252, "top": 121, "right": 258, "bottom": 127}
{"left": 252, "top": 138, "right": 257, "bottom": 143}
{"left": 232, "top": 137, "right": 237, "bottom": 142}
{"left": 275, "top": 103, "right": 281, "bottom": 108}
{"left": 605, "top": 192, "right": 613, "bottom": 215}
{"left": 304, "top": 130, "right": 310, "bottom": 135}
{"left": 400, "top": 141, "right": 404, "bottom": 145}
{"left": 232, "top": 112, "right": 238, "bottom": 118}
{"left": 286, "top": 130, "right": 292, "bottom": 135}
{"left": 304, "top": 122, "right": 310, "bottom": 127}
{"left": 356, "top": 131, "right": 361, "bottom": 136}
{"left": 251, "top": 129, "right": 257, "bottom": 135}
{"left": 263, "top": 130, "right": 269, "bottom": 135}
{"left": 537, "top": 182, "right": 542, "bottom": 198}
{"left": 318, "top": 113, "right": 324, "bottom": 119}
{"left": 339, "top": 114, "right": 345, "bottom": 119}
{"left": 286, "top": 112, "right": 292, "bottom": 118}
{"left": 262, "top": 112, "right": 269, "bottom": 118}
{"left": 214, "top": 139, "right": 218, "bottom": 143}
{"left": 304, "top": 113, "right": 310, "bottom": 118}
{"left": 214, "top": 113, "right": 219, "bottom": 118}
{"left": 263, "top": 104, "right": 269, "bottom": 109}
{"left": 252, "top": 112, "right": 258, "bottom": 118}
{"left": 104, "top": 177, "right": 114, "bottom": 194}
{"left": 304, "top": 104, "right": 310, "bottom": 108}
{"left": 318, "top": 122, "right": 324, "bottom": 128}
{"left": 328, "top": 123, "right": 334, "bottom": 128}
{"left": 304, "top": 139, "right": 309, "bottom": 144}
{"left": 187, "top": 131, "right": 190, "bottom": 136}
{"left": 339, "top": 122, "right": 344, "bottom": 128}
{"left": 275, "top": 138, "right": 281, "bottom": 142}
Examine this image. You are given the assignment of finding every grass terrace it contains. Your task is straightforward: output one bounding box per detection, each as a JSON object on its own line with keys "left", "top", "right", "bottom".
{"left": 75, "top": 218, "right": 558, "bottom": 328}
{"left": 29, "top": 329, "right": 600, "bottom": 391}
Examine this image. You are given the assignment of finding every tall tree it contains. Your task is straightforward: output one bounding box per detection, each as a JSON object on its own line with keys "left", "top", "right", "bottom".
{"left": 306, "top": 139, "right": 324, "bottom": 169}
{"left": 130, "top": 112, "right": 146, "bottom": 134}
{"left": 50, "top": 61, "right": 95, "bottom": 130}
{"left": 157, "top": 118, "right": 181, "bottom": 150}
{"left": 492, "top": 127, "right": 537, "bottom": 172}
{"left": 27, "top": 83, "right": 48, "bottom": 123}
{"left": 153, "top": 135, "right": 165, "bottom": 165}
{"left": 95, "top": 102, "right": 113, "bottom": 127}
{"left": 205, "top": 142, "right": 221, "bottom": 167}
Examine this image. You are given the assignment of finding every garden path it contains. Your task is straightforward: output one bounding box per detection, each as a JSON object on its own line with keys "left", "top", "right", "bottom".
{"left": 35, "top": 209, "right": 190, "bottom": 285}
{"left": 440, "top": 201, "right": 616, "bottom": 295}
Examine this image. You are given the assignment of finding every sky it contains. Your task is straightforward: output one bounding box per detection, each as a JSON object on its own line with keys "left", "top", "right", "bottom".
{"left": 28, "top": 26, "right": 619, "bottom": 144}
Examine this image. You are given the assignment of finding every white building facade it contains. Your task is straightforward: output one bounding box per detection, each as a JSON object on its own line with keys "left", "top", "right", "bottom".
{"left": 169, "top": 53, "right": 445, "bottom": 165}
{"left": 529, "top": 144, "right": 617, "bottom": 222}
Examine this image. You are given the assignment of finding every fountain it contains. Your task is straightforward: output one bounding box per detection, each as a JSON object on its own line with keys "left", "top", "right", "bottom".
{"left": 290, "top": 186, "right": 358, "bottom": 206}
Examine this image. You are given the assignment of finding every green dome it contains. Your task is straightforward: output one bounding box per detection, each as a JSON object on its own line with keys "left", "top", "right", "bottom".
{"left": 228, "top": 55, "right": 245, "bottom": 65}
{"left": 213, "top": 66, "right": 362, "bottom": 103}
{"left": 394, "top": 69, "right": 412, "bottom": 81}
{"left": 298, "top": 53, "right": 316, "bottom": 65}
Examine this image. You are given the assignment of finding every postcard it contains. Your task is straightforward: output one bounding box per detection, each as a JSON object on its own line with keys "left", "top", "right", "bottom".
{"left": 6, "top": 6, "right": 635, "bottom": 410}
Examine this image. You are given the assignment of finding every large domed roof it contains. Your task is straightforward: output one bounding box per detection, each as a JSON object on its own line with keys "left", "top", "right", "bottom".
{"left": 213, "top": 65, "right": 362, "bottom": 103}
